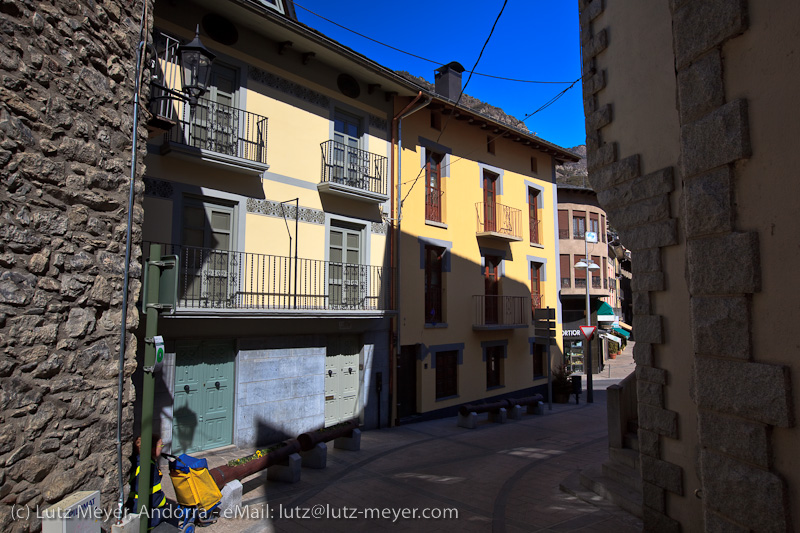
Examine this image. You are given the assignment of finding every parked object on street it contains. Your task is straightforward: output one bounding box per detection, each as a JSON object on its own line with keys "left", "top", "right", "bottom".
{"left": 165, "top": 453, "right": 221, "bottom": 531}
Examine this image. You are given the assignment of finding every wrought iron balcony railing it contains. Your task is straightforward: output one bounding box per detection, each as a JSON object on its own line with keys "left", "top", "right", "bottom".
{"left": 530, "top": 294, "right": 544, "bottom": 320}
{"left": 320, "top": 140, "right": 388, "bottom": 197}
{"left": 149, "top": 32, "right": 268, "bottom": 164}
{"left": 530, "top": 217, "right": 541, "bottom": 245}
{"left": 473, "top": 295, "right": 528, "bottom": 328}
{"left": 475, "top": 202, "right": 522, "bottom": 240}
{"left": 143, "top": 243, "right": 392, "bottom": 312}
{"left": 561, "top": 277, "right": 571, "bottom": 288}
{"left": 426, "top": 186, "right": 444, "bottom": 223}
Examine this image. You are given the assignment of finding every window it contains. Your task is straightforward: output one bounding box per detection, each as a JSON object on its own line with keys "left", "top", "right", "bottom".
{"left": 425, "top": 150, "right": 444, "bottom": 222}
{"left": 486, "top": 345, "right": 504, "bottom": 388}
{"left": 574, "top": 253, "right": 587, "bottom": 289}
{"left": 533, "top": 344, "right": 546, "bottom": 378}
{"left": 190, "top": 64, "right": 239, "bottom": 157}
{"left": 256, "top": 0, "right": 285, "bottom": 13}
{"left": 181, "top": 199, "right": 235, "bottom": 305}
{"left": 329, "top": 223, "right": 364, "bottom": 309}
{"left": 558, "top": 210, "right": 569, "bottom": 239}
{"left": 425, "top": 246, "right": 444, "bottom": 324}
{"left": 435, "top": 350, "right": 458, "bottom": 399}
{"left": 528, "top": 188, "right": 540, "bottom": 244}
{"left": 601, "top": 214, "right": 606, "bottom": 243}
{"left": 483, "top": 170, "right": 498, "bottom": 232}
{"left": 531, "top": 262, "right": 543, "bottom": 315}
{"left": 573, "top": 210, "right": 586, "bottom": 239}
{"left": 331, "top": 110, "right": 365, "bottom": 188}
{"left": 560, "top": 255, "right": 571, "bottom": 288}
{"left": 589, "top": 212, "right": 600, "bottom": 237}
{"left": 484, "top": 255, "right": 501, "bottom": 324}
{"left": 592, "top": 255, "right": 602, "bottom": 289}
{"left": 487, "top": 135, "right": 496, "bottom": 155}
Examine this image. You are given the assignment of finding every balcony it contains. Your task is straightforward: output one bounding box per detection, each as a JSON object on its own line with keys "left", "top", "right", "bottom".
{"left": 426, "top": 186, "right": 445, "bottom": 224}
{"left": 472, "top": 295, "right": 528, "bottom": 330}
{"left": 475, "top": 202, "right": 523, "bottom": 241}
{"left": 144, "top": 244, "right": 392, "bottom": 316}
{"left": 318, "top": 140, "right": 389, "bottom": 203}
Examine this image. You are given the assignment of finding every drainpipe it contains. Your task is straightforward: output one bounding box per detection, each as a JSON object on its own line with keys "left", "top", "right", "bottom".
{"left": 389, "top": 92, "right": 430, "bottom": 426}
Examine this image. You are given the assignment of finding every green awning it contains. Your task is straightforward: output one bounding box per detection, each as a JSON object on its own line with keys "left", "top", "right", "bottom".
{"left": 594, "top": 301, "right": 615, "bottom": 315}
{"left": 612, "top": 326, "right": 630, "bottom": 339}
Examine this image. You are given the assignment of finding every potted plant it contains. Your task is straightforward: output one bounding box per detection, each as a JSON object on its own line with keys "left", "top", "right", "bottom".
{"left": 552, "top": 364, "right": 573, "bottom": 403}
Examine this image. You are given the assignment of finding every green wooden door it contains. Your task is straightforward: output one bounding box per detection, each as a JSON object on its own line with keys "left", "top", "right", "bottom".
{"left": 173, "top": 340, "right": 235, "bottom": 454}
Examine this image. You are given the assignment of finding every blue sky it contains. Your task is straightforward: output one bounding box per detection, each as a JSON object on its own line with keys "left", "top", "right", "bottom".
{"left": 293, "top": 0, "right": 586, "bottom": 150}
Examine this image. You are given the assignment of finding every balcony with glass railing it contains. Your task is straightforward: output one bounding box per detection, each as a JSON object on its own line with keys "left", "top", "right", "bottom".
{"left": 472, "top": 295, "right": 528, "bottom": 330}
{"left": 318, "top": 140, "right": 389, "bottom": 203}
{"left": 143, "top": 243, "right": 392, "bottom": 315}
{"left": 475, "top": 202, "right": 523, "bottom": 241}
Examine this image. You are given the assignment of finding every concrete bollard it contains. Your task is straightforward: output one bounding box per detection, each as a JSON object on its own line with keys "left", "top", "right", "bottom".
{"left": 527, "top": 401, "right": 545, "bottom": 415}
{"left": 489, "top": 407, "right": 507, "bottom": 424}
{"left": 267, "top": 453, "right": 302, "bottom": 483}
{"left": 507, "top": 404, "right": 523, "bottom": 420}
{"left": 299, "top": 442, "right": 327, "bottom": 469}
{"left": 334, "top": 428, "right": 361, "bottom": 451}
{"left": 219, "top": 480, "right": 243, "bottom": 514}
{"left": 457, "top": 411, "right": 478, "bottom": 429}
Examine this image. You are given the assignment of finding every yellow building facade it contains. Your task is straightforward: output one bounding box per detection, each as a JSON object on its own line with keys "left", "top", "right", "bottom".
{"left": 393, "top": 67, "right": 580, "bottom": 421}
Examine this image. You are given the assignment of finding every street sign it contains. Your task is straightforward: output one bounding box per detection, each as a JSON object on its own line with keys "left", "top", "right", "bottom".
{"left": 586, "top": 231, "right": 598, "bottom": 243}
{"left": 580, "top": 326, "right": 597, "bottom": 340}
{"left": 153, "top": 335, "right": 165, "bottom": 363}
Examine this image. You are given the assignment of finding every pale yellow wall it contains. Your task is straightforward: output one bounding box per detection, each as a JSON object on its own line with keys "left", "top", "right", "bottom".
{"left": 142, "top": 196, "right": 174, "bottom": 244}
{"left": 593, "top": 0, "right": 699, "bottom": 525}
{"left": 722, "top": 0, "right": 800, "bottom": 501}
{"left": 397, "top": 105, "right": 563, "bottom": 413}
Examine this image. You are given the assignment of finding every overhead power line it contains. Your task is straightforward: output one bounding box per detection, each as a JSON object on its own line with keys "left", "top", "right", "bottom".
{"left": 293, "top": 1, "right": 576, "bottom": 84}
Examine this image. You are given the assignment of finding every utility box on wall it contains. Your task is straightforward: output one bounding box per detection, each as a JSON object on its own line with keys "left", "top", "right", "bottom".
{"left": 42, "top": 490, "right": 101, "bottom": 533}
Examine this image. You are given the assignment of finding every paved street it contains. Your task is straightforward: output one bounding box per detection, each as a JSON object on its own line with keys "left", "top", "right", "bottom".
{"left": 161, "top": 343, "right": 640, "bottom": 533}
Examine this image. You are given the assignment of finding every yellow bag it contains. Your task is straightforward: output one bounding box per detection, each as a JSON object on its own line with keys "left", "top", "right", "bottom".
{"left": 170, "top": 467, "right": 222, "bottom": 510}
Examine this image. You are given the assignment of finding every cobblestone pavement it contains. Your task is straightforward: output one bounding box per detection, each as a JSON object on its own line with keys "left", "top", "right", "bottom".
{"left": 158, "top": 343, "right": 640, "bottom": 533}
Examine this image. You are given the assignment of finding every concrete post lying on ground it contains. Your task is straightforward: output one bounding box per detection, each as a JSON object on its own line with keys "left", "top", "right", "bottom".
{"left": 267, "top": 453, "right": 302, "bottom": 483}
{"left": 334, "top": 428, "right": 361, "bottom": 451}
{"left": 300, "top": 442, "right": 327, "bottom": 469}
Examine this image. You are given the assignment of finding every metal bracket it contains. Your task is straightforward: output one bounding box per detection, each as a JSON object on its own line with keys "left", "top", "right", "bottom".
{"left": 143, "top": 365, "right": 156, "bottom": 374}
{"left": 146, "top": 303, "right": 173, "bottom": 311}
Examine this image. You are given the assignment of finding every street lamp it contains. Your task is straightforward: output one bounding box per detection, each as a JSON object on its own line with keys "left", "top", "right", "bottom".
{"left": 575, "top": 244, "right": 600, "bottom": 403}
{"left": 177, "top": 25, "right": 217, "bottom": 106}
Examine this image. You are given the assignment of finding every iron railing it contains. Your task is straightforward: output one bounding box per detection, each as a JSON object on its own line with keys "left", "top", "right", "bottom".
{"left": 475, "top": 202, "right": 522, "bottom": 239}
{"left": 320, "top": 140, "right": 388, "bottom": 196}
{"left": 575, "top": 279, "right": 587, "bottom": 289}
{"left": 150, "top": 32, "right": 268, "bottom": 164}
{"left": 561, "top": 277, "right": 571, "bottom": 288}
{"left": 558, "top": 228, "right": 570, "bottom": 239}
{"left": 143, "top": 243, "right": 392, "bottom": 311}
{"left": 426, "top": 186, "right": 444, "bottom": 223}
{"left": 473, "top": 295, "right": 528, "bottom": 328}
{"left": 529, "top": 217, "right": 540, "bottom": 245}
{"left": 593, "top": 277, "right": 602, "bottom": 289}
{"left": 425, "top": 288, "right": 443, "bottom": 324}
{"left": 530, "top": 294, "right": 544, "bottom": 320}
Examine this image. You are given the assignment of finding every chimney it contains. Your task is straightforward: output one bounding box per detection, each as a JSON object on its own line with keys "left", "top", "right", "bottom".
{"left": 434, "top": 61, "right": 466, "bottom": 100}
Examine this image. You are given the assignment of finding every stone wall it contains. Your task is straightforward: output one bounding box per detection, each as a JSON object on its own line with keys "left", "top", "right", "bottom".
{"left": 0, "top": 1, "right": 150, "bottom": 531}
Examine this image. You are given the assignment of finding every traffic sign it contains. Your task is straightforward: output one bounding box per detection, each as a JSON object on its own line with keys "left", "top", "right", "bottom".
{"left": 580, "top": 326, "right": 597, "bottom": 340}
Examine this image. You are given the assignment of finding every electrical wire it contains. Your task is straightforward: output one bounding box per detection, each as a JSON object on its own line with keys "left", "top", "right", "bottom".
{"left": 293, "top": 1, "right": 576, "bottom": 84}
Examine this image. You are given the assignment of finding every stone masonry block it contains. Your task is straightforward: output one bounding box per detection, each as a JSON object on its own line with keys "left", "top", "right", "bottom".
{"left": 587, "top": 142, "right": 616, "bottom": 171}
{"left": 633, "top": 342, "right": 653, "bottom": 366}
{"left": 680, "top": 99, "right": 751, "bottom": 178}
{"left": 698, "top": 410, "right": 770, "bottom": 467}
{"left": 638, "top": 429, "right": 660, "bottom": 458}
{"left": 586, "top": 129, "right": 601, "bottom": 153}
{"left": 637, "top": 380, "right": 664, "bottom": 408}
{"left": 704, "top": 509, "right": 749, "bottom": 533}
{"left": 608, "top": 196, "right": 670, "bottom": 231}
{"left": 597, "top": 167, "right": 673, "bottom": 211}
{"left": 687, "top": 232, "right": 760, "bottom": 295}
{"left": 673, "top": 0, "right": 748, "bottom": 70}
{"left": 642, "top": 481, "right": 665, "bottom": 513}
{"left": 643, "top": 508, "right": 682, "bottom": 533}
{"left": 701, "top": 449, "right": 788, "bottom": 531}
{"left": 582, "top": 70, "right": 606, "bottom": 98}
{"left": 641, "top": 454, "right": 683, "bottom": 495}
{"left": 683, "top": 166, "right": 734, "bottom": 237}
{"left": 637, "top": 364, "right": 666, "bottom": 385}
{"left": 694, "top": 357, "right": 792, "bottom": 427}
{"left": 690, "top": 296, "right": 750, "bottom": 358}
{"left": 633, "top": 248, "right": 662, "bottom": 274}
{"left": 639, "top": 404, "right": 678, "bottom": 439}
{"left": 584, "top": 29, "right": 608, "bottom": 58}
{"left": 677, "top": 49, "right": 725, "bottom": 124}
{"left": 633, "top": 315, "right": 662, "bottom": 344}
{"left": 631, "top": 272, "right": 665, "bottom": 293}
{"left": 632, "top": 291, "right": 651, "bottom": 317}
{"left": 580, "top": 0, "right": 604, "bottom": 25}
{"left": 583, "top": 90, "right": 598, "bottom": 115}
{"left": 589, "top": 155, "right": 639, "bottom": 192}
{"left": 617, "top": 219, "right": 678, "bottom": 251}
{"left": 585, "top": 104, "right": 612, "bottom": 133}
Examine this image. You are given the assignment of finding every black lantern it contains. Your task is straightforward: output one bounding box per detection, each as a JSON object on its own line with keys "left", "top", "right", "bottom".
{"left": 178, "top": 25, "right": 216, "bottom": 106}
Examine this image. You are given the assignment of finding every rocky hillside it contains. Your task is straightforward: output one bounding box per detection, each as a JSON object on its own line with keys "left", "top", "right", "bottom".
{"left": 556, "top": 145, "right": 589, "bottom": 187}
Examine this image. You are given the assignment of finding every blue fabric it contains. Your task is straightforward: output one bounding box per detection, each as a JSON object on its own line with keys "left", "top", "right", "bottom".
{"left": 171, "top": 453, "right": 209, "bottom": 473}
